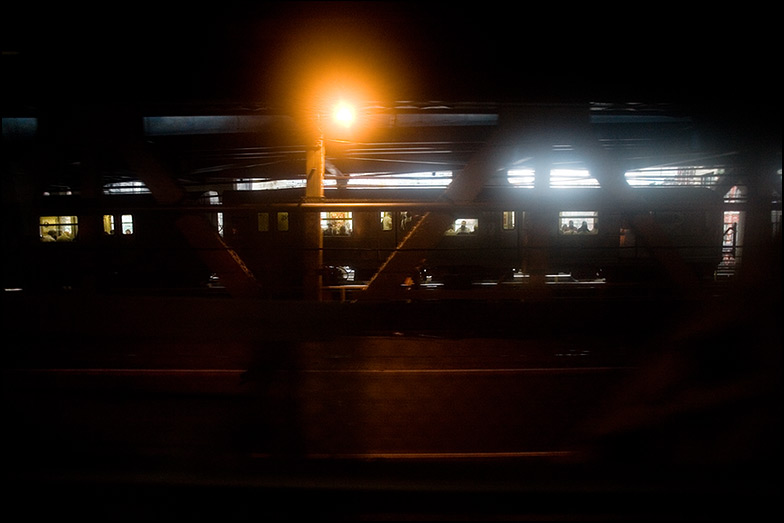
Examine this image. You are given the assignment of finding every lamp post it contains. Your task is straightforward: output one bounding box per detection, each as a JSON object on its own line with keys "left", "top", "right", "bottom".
{"left": 302, "top": 100, "right": 357, "bottom": 300}
{"left": 303, "top": 122, "right": 325, "bottom": 300}
{"left": 305, "top": 133, "right": 326, "bottom": 199}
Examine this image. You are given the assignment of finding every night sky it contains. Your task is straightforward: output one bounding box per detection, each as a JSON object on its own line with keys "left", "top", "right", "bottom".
{"left": 4, "top": 2, "right": 779, "bottom": 115}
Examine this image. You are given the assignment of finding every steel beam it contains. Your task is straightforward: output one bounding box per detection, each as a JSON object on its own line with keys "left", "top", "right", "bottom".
{"left": 119, "top": 138, "right": 262, "bottom": 298}
{"left": 359, "top": 107, "right": 566, "bottom": 299}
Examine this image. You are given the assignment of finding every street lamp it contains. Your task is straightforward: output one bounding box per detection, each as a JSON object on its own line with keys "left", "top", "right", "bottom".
{"left": 305, "top": 99, "right": 358, "bottom": 199}
{"left": 303, "top": 98, "right": 359, "bottom": 299}
{"left": 332, "top": 100, "right": 357, "bottom": 129}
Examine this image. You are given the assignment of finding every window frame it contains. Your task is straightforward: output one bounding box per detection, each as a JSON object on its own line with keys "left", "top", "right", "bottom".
{"left": 39, "top": 215, "right": 78, "bottom": 242}
{"left": 257, "top": 212, "right": 270, "bottom": 232}
{"left": 380, "top": 211, "right": 393, "bottom": 231}
{"left": 321, "top": 211, "right": 353, "bottom": 236}
{"left": 276, "top": 211, "right": 289, "bottom": 232}
{"left": 445, "top": 217, "right": 479, "bottom": 235}
{"left": 558, "top": 211, "right": 598, "bottom": 235}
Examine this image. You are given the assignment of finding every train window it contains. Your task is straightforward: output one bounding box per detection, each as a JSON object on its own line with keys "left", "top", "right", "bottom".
{"left": 40, "top": 215, "right": 78, "bottom": 242}
{"left": 277, "top": 212, "right": 290, "bottom": 232}
{"left": 772, "top": 210, "right": 782, "bottom": 238}
{"left": 723, "top": 211, "right": 743, "bottom": 242}
{"left": 321, "top": 212, "right": 352, "bottom": 236}
{"left": 502, "top": 211, "right": 515, "bottom": 230}
{"left": 445, "top": 218, "right": 479, "bottom": 235}
{"left": 258, "top": 213, "right": 269, "bottom": 232}
{"left": 103, "top": 215, "right": 115, "bottom": 235}
{"left": 102, "top": 214, "right": 135, "bottom": 235}
{"left": 559, "top": 211, "right": 598, "bottom": 235}
{"left": 217, "top": 212, "right": 224, "bottom": 237}
{"left": 724, "top": 185, "right": 747, "bottom": 203}
{"left": 121, "top": 214, "right": 134, "bottom": 235}
{"left": 380, "top": 212, "right": 393, "bottom": 231}
{"left": 400, "top": 211, "right": 414, "bottom": 231}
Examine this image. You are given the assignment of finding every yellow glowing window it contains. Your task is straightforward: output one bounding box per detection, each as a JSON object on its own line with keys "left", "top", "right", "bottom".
{"left": 380, "top": 212, "right": 393, "bottom": 231}
{"left": 40, "top": 216, "right": 78, "bottom": 242}
{"left": 321, "top": 212, "right": 352, "bottom": 236}
{"left": 103, "top": 214, "right": 134, "bottom": 235}
{"left": 103, "top": 214, "right": 115, "bottom": 235}
{"left": 502, "top": 211, "right": 515, "bottom": 230}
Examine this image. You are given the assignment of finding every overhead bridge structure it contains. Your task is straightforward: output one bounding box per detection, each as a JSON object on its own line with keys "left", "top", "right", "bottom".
{"left": 3, "top": 101, "right": 781, "bottom": 300}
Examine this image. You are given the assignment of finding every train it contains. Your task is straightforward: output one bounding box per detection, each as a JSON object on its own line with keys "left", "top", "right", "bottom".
{"left": 221, "top": 185, "right": 726, "bottom": 295}
{"left": 16, "top": 192, "right": 214, "bottom": 293}
{"left": 13, "top": 183, "right": 726, "bottom": 297}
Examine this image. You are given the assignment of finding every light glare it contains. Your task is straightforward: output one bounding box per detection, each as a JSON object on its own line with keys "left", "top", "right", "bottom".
{"left": 333, "top": 101, "right": 356, "bottom": 127}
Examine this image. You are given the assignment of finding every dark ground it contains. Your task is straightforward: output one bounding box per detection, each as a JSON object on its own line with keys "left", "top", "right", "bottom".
{"left": 3, "top": 284, "right": 780, "bottom": 520}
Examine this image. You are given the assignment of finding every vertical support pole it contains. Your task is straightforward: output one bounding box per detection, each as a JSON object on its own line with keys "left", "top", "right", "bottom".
{"left": 305, "top": 136, "right": 325, "bottom": 199}
{"left": 304, "top": 136, "right": 325, "bottom": 300}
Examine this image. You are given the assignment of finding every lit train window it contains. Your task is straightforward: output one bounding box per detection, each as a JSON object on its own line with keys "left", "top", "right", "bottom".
{"left": 723, "top": 211, "right": 744, "bottom": 262}
{"left": 502, "top": 211, "right": 515, "bottom": 230}
{"left": 723, "top": 185, "right": 747, "bottom": 203}
{"left": 559, "top": 211, "right": 598, "bottom": 234}
{"left": 277, "top": 212, "right": 289, "bottom": 232}
{"left": 40, "top": 216, "right": 78, "bottom": 242}
{"left": 380, "top": 212, "right": 393, "bottom": 231}
{"left": 102, "top": 214, "right": 135, "bottom": 235}
{"left": 321, "top": 212, "right": 352, "bottom": 236}
{"left": 103, "top": 214, "right": 115, "bottom": 234}
{"left": 121, "top": 214, "right": 134, "bottom": 235}
{"left": 445, "top": 218, "right": 479, "bottom": 235}
{"left": 258, "top": 213, "right": 269, "bottom": 232}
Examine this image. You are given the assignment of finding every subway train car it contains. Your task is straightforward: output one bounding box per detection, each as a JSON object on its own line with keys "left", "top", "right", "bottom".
{"left": 17, "top": 184, "right": 724, "bottom": 296}
{"left": 221, "top": 185, "right": 726, "bottom": 293}
{"left": 22, "top": 192, "right": 214, "bottom": 293}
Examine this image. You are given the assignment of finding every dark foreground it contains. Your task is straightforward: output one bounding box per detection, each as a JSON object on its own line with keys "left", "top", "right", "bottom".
{"left": 3, "top": 288, "right": 781, "bottom": 520}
